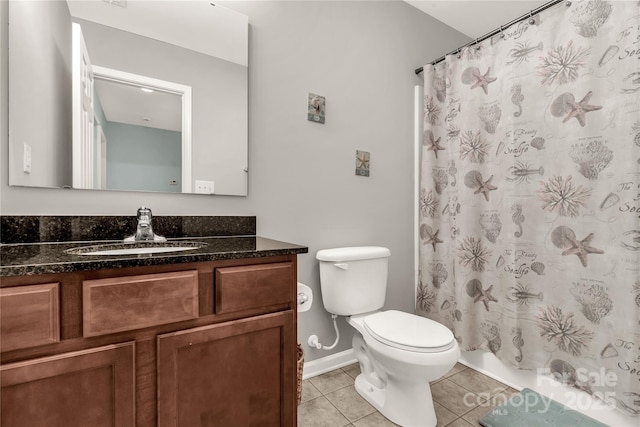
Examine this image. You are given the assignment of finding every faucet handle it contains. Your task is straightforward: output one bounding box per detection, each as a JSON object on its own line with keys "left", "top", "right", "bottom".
{"left": 137, "top": 206, "right": 152, "bottom": 219}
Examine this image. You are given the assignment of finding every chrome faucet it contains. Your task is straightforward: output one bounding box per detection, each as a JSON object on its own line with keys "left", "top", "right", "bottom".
{"left": 125, "top": 207, "right": 166, "bottom": 242}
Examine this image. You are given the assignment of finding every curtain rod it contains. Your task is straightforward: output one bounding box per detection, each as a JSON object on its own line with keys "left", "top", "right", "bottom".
{"left": 414, "top": 0, "right": 565, "bottom": 75}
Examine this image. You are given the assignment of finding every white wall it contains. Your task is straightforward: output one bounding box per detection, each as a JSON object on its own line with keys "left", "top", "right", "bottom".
{"left": 105, "top": 122, "right": 182, "bottom": 193}
{"left": 8, "top": 0, "right": 72, "bottom": 188}
{"left": 0, "top": 0, "right": 470, "bottom": 361}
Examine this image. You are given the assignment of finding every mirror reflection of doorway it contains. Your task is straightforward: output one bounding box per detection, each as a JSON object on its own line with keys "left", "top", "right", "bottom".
{"left": 93, "top": 76, "right": 184, "bottom": 193}
{"left": 72, "top": 23, "right": 192, "bottom": 192}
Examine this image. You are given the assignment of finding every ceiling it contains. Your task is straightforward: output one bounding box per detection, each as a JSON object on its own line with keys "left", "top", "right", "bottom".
{"left": 404, "top": 0, "right": 549, "bottom": 39}
{"left": 94, "top": 79, "right": 182, "bottom": 132}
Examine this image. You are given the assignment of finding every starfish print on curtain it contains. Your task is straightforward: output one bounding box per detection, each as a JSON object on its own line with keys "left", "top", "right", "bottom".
{"left": 424, "top": 129, "right": 445, "bottom": 158}
{"left": 550, "top": 91, "right": 603, "bottom": 126}
{"left": 551, "top": 226, "right": 605, "bottom": 267}
{"left": 461, "top": 66, "right": 497, "bottom": 94}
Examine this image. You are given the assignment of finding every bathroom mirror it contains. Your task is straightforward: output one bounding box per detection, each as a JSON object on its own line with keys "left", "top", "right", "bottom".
{"left": 8, "top": 0, "right": 248, "bottom": 196}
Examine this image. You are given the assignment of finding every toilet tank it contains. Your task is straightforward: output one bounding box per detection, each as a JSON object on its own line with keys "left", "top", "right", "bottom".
{"left": 316, "top": 246, "right": 390, "bottom": 316}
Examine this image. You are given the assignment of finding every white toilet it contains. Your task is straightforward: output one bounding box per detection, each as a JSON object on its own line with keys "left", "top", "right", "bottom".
{"left": 316, "top": 246, "right": 460, "bottom": 427}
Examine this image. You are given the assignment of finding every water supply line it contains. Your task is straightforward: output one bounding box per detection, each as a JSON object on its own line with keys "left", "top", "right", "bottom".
{"left": 307, "top": 314, "right": 340, "bottom": 350}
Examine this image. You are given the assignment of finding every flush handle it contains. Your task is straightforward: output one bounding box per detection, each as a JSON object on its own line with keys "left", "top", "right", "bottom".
{"left": 334, "top": 263, "right": 349, "bottom": 270}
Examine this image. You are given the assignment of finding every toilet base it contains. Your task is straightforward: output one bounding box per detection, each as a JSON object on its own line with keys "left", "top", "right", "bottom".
{"left": 354, "top": 374, "right": 385, "bottom": 410}
{"left": 353, "top": 373, "right": 437, "bottom": 427}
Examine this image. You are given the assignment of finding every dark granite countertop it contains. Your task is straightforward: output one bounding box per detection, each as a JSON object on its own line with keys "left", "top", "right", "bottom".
{"left": 0, "top": 236, "right": 308, "bottom": 277}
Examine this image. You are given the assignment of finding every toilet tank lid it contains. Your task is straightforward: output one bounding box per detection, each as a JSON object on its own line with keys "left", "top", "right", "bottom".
{"left": 316, "top": 246, "right": 390, "bottom": 262}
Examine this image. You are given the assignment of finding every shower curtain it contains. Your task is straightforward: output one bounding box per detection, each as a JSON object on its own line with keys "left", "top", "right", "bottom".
{"left": 418, "top": 0, "right": 639, "bottom": 417}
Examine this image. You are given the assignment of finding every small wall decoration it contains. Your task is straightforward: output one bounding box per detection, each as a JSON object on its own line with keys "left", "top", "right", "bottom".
{"left": 308, "top": 93, "right": 325, "bottom": 124}
{"left": 356, "top": 150, "right": 370, "bottom": 177}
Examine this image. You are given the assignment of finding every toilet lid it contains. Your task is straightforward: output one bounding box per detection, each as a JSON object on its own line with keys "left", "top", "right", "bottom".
{"left": 363, "top": 310, "right": 454, "bottom": 353}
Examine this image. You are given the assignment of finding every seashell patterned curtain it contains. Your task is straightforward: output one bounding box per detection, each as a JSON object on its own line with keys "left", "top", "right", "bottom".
{"left": 418, "top": 0, "right": 639, "bottom": 417}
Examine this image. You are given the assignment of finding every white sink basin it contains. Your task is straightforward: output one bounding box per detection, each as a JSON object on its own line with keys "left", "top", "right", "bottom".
{"left": 66, "top": 241, "right": 205, "bottom": 256}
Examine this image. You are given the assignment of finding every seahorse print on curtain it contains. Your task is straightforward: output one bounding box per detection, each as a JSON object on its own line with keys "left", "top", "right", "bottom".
{"left": 418, "top": 0, "right": 639, "bottom": 418}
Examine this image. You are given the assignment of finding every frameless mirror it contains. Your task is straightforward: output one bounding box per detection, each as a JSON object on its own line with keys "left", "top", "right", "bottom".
{"left": 8, "top": 0, "right": 248, "bottom": 195}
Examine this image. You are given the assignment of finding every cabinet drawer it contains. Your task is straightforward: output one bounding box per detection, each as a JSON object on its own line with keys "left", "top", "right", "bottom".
{"left": 83, "top": 270, "right": 199, "bottom": 337}
{"left": 0, "top": 283, "right": 60, "bottom": 352}
{"left": 215, "top": 262, "right": 294, "bottom": 314}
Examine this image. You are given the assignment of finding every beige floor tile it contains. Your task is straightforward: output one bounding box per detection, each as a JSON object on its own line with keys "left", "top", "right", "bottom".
{"left": 444, "top": 362, "right": 468, "bottom": 378}
{"left": 342, "top": 362, "right": 362, "bottom": 379}
{"left": 431, "top": 378, "right": 479, "bottom": 416}
{"left": 352, "top": 411, "right": 400, "bottom": 427}
{"left": 444, "top": 418, "right": 476, "bottom": 427}
{"left": 447, "top": 368, "right": 507, "bottom": 398}
{"left": 309, "top": 370, "right": 355, "bottom": 394}
{"left": 297, "top": 396, "right": 350, "bottom": 427}
{"left": 434, "top": 402, "right": 458, "bottom": 427}
{"left": 325, "top": 385, "right": 376, "bottom": 422}
{"left": 300, "top": 365, "right": 518, "bottom": 427}
{"left": 300, "top": 379, "right": 322, "bottom": 404}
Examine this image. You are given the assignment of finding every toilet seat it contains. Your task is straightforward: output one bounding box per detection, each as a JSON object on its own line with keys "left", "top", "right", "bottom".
{"left": 363, "top": 310, "right": 454, "bottom": 353}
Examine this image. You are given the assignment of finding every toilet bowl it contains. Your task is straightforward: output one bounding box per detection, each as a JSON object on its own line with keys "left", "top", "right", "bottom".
{"left": 347, "top": 310, "right": 460, "bottom": 427}
{"left": 316, "top": 247, "right": 460, "bottom": 427}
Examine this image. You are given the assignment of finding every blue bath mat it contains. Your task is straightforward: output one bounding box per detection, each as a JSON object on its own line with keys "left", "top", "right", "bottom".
{"left": 478, "top": 388, "right": 609, "bottom": 427}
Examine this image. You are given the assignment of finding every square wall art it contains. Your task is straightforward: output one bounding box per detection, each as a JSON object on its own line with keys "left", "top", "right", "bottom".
{"left": 356, "top": 150, "right": 370, "bottom": 177}
{"left": 308, "top": 93, "right": 325, "bottom": 124}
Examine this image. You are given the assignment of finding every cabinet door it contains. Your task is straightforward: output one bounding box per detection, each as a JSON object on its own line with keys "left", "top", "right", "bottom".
{"left": 1, "top": 342, "right": 135, "bottom": 427}
{"left": 158, "top": 310, "right": 296, "bottom": 427}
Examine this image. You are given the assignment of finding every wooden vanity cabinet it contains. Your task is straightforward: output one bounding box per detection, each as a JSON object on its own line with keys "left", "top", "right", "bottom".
{"left": 0, "top": 255, "right": 299, "bottom": 427}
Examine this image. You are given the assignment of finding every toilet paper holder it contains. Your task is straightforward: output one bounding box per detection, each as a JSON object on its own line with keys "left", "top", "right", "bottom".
{"left": 297, "top": 282, "right": 313, "bottom": 313}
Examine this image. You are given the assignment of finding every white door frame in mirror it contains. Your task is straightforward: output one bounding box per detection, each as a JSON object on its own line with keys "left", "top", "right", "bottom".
{"left": 72, "top": 22, "right": 95, "bottom": 190}
{"left": 91, "top": 65, "right": 193, "bottom": 193}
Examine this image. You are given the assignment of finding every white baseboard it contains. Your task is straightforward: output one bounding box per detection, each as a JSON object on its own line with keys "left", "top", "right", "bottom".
{"left": 302, "top": 349, "right": 357, "bottom": 380}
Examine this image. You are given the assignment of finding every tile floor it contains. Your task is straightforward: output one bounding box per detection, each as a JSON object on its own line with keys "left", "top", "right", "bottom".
{"left": 298, "top": 362, "right": 519, "bottom": 427}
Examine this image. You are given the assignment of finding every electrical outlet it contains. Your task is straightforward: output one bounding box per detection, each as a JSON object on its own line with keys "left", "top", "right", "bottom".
{"left": 23, "top": 143, "right": 32, "bottom": 173}
{"left": 169, "top": 179, "right": 178, "bottom": 186}
{"left": 194, "top": 180, "right": 214, "bottom": 194}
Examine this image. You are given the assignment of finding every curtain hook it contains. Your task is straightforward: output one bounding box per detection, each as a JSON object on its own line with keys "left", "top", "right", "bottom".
{"left": 456, "top": 48, "right": 461, "bottom": 59}
{"left": 565, "top": 1, "right": 572, "bottom": 6}
{"left": 499, "top": 25, "right": 505, "bottom": 39}
{"left": 475, "top": 38, "right": 481, "bottom": 50}
{"left": 528, "top": 11, "right": 536, "bottom": 25}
